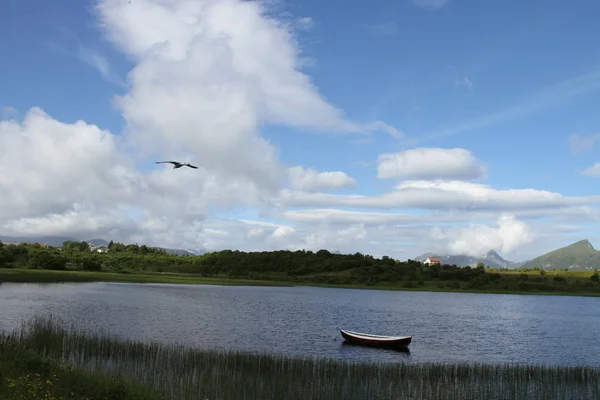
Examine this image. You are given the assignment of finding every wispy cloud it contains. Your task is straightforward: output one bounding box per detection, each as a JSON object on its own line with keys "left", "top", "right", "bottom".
{"left": 569, "top": 132, "right": 600, "bottom": 155}
{"left": 413, "top": 0, "right": 452, "bottom": 11}
{"left": 455, "top": 77, "right": 473, "bottom": 91}
{"left": 420, "top": 67, "right": 600, "bottom": 141}
{"left": 366, "top": 22, "right": 398, "bottom": 36}
{"left": 581, "top": 163, "right": 600, "bottom": 177}
{"left": 76, "top": 46, "right": 124, "bottom": 87}
{"left": 46, "top": 23, "right": 125, "bottom": 87}
{"left": 295, "top": 17, "right": 314, "bottom": 31}
{"left": 1, "top": 106, "right": 18, "bottom": 119}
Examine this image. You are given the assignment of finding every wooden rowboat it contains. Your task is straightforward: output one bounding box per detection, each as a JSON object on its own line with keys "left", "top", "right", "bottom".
{"left": 340, "top": 328, "right": 412, "bottom": 348}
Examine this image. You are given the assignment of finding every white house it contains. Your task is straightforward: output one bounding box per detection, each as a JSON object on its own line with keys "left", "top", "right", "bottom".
{"left": 424, "top": 257, "right": 441, "bottom": 265}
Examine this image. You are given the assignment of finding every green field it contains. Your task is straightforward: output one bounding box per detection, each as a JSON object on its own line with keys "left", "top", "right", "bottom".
{"left": 2, "top": 267, "right": 600, "bottom": 298}
{"left": 0, "top": 268, "right": 288, "bottom": 287}
{"left": 492, "top": 268, "right": 596, "bottom": 279}
{"left": 2, "top": 316, "right": 599, "bottom": 400}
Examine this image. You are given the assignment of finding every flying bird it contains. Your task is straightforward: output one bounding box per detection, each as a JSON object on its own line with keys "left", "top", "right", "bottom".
{"left": 155, "top": 161, "right": 199, "bottom": 169}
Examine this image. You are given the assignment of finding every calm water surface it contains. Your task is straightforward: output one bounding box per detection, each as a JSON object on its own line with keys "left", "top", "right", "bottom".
{"left": 1, "top": 282, "right": 599, "bottom": 366}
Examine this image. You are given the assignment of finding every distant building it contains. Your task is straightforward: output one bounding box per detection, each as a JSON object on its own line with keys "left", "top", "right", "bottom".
{"left": 424, "top": 257, "right": 441, "bottom": 265}
{"left": 96, "top": 246, "right": 108, "bottom": 253}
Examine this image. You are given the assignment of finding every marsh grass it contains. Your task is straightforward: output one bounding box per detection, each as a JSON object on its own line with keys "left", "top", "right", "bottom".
{"left": 0, "top": 335, "right": 162, "bottom": 400}
{"left": 8, "top": 315, "right": 600, "bottom": 400}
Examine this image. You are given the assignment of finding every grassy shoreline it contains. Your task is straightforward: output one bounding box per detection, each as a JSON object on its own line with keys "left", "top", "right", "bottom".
{"left": 0, "top": 268, "right": 290, "bottom": 287}
{"left": 3, "top": 316, "right": 599, "bottom": 400}
{"left": 2, "top": 267, "right": 600, "bottom": 297}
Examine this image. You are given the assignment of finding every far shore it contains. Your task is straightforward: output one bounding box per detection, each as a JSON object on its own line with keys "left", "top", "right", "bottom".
{"left": 2, "top": 268, "right": 600, "bottom": 298}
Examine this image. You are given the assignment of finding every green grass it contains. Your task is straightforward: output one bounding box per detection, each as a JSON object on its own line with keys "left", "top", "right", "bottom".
{"left": 0, "top": 268, "right": 290, "bottom": 287}
{"left": 497, "top": 269, "right": 595, "bottom": 278}
{"left": 2, "top": 267, "right": 599, "bottom": 298}
{"left": 5, "top": 315, "right": 600, "bottom": 400}
{"left": 305, "top": 276, "right": 600, "bottom": 297}
{"left": 0, "top": 336, "right": 161, "bottom": 400}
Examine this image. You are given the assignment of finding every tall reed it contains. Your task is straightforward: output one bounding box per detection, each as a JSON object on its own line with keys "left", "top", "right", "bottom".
{"left": 9, "top": 315, "right": 600, "bottom": 400}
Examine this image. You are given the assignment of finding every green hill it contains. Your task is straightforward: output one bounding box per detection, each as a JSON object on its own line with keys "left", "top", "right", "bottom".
{"left": 520, "top": 239, "right": 600, "bottom": 270}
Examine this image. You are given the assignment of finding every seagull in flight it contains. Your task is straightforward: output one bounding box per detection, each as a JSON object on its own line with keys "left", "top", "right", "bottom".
{"left": 155, "top": 161, "right": 199, "bottom": 169}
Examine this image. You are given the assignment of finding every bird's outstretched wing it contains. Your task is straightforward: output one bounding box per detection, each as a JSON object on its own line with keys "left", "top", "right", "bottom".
{"left": 156, "top": 160, "right": 198, "bottom": 169}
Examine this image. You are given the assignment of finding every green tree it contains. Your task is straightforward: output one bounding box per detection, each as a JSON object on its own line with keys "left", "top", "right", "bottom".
{"left": 27, "top": 249, "right": 66, "bottom": 270}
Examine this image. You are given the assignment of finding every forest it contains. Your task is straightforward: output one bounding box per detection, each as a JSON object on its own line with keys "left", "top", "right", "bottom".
{"left": 1, "top": 240, "right": 599, "bottom": 294}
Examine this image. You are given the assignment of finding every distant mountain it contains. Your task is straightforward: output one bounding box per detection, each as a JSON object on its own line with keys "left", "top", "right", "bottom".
{"left": 0, "top": 235, "right": 77, "bottom": 247}
{"left": 519, "top": 239, "right": 599, "bottom": 271}
{"left": 413, "top": 250, "right": 524, "bottom": 269}
{"left": 160, "top": 247, "right": 203, "bottom": 256}
{"left": 0, "top": 235, "right": 202, "bottom": 256}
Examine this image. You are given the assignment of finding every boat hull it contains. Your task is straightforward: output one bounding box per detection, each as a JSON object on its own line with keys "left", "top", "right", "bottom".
{"left": 340, "top": 329, "right": 412, "bottom": 349}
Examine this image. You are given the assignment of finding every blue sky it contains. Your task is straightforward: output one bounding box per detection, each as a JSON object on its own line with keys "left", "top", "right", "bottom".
{"left": 2, "top": 0, "right": 600, "bottom": 261}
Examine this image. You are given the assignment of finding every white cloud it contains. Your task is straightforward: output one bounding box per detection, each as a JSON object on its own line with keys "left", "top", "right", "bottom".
{"left": 292, "top": 224, "right": 368, "bottom": 252}
{"left": 295, "top": 17, "right": 314, "bottom": 31}
{"left": 4, "top": 208, "right": 133, "bottom": 239}
{"left": 283, "top": 209, "right": 422, "bottom": 225}
{"left": 0, "top": 108, "right": 139, "bottom": 220}
{"left": 430, "top": 215, "right": 535, "bottom": 257}
{"left": 377, "top": 148, "right": 486, "bottom": 181}
{"left": 287, "top": 166, "right": 356, "bottom": 192}
{"left": 569, "top": 132, "right": 600, "bottom": 155}
{"left": 2, "top": 105, "right": 599, "bottom": 261}
{"left": 413, "top": 0, "right": 452, "bottom": 10}
{"left": 0, "top": 108, "right": 269, "bottom": 240}
{"left": 282, "top": 208, "right": 487, "bottom": 226}
{"left": 581, "top": 163, "right": 600, "bottom": 177}
{"left": 95, "top": 0, "right": 399, "bottom": 142}
{"left": 272, "top": 225, "right": 296, "bottom": 238}
{"left": 246, "top": 227, "right": 267, "bottom": 239}
{"left": 455, "top": 77, "right": 473, "bottom": 91}
{"left": 76, "top": 45, "right": 124, "bottom": 87}
{"left": 2, "top": 0, "right": 600, "bottom": 263}
{"left": 279, "top": 181, "right": 600, "bottom": 212}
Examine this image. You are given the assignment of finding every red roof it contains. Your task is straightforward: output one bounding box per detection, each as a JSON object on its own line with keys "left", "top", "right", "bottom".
{"left": 428, "top": 257, "right": 441, "bottom": 262}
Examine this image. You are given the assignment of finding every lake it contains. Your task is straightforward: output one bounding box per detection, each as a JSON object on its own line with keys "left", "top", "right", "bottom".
{"left": 1, "top": 281, "right": 599, "bottom": 366}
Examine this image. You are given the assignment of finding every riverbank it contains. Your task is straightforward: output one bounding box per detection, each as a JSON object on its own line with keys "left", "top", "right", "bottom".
{"left": 0, "top": 268, "right": 290, "bottom": 287}
{"left": 2, "top": 267, "right": 600, "bottom": 298}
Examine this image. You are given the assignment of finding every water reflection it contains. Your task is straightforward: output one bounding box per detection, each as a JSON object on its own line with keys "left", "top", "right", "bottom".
{"left": 340, "top": 341, "right": 412, "bottom": 357}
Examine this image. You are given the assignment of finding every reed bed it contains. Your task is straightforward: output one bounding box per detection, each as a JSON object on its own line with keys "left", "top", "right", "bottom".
{"left": 7, "top": 315, "right": 600, "bottom": 400}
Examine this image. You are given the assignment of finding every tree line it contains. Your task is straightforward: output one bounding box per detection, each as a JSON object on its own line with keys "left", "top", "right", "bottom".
{"left": 0, "top": 240, "right": 599, "bottom": 294}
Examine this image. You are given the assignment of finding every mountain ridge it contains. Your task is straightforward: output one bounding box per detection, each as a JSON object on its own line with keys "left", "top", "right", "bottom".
{"left": 0, "top": 235, "right": 203, "bottom": 256}
{"left": 518, "top": 239, "right": 599, "bottom": 270}
{"left": 413, "top": 250, "right": 526, "bottom": 269}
